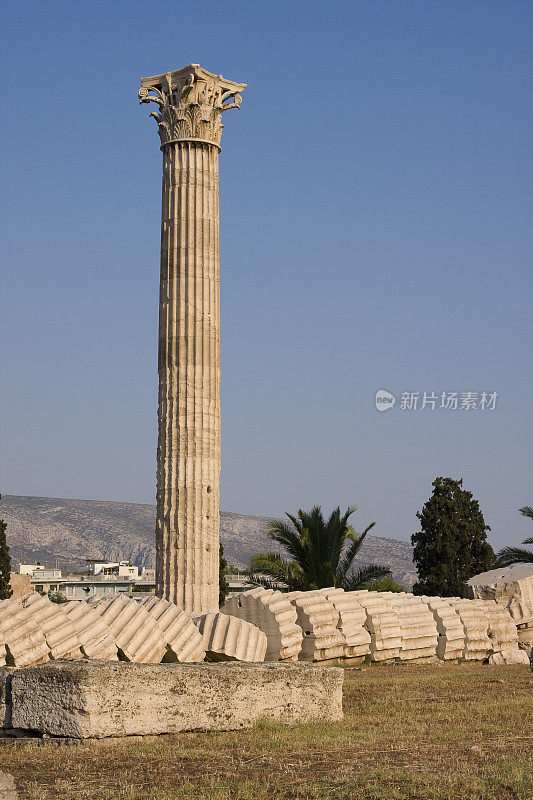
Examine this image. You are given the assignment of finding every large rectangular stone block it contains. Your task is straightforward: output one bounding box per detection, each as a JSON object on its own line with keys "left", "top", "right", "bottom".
{"left": 11, "top": 660, "right": 343, "bottom": 738}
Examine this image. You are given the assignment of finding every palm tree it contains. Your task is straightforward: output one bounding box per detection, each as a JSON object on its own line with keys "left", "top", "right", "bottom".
{"left": 494, "top": 506, "right": 533, "bottom": 567}
{"left": 249, "top": 505, "right": 392, "bottom": 591}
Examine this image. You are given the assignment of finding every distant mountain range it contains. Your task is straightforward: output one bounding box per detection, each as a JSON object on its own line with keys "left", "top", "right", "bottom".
{"left": 1, "top": 495, "right": 418, "bottom": 588}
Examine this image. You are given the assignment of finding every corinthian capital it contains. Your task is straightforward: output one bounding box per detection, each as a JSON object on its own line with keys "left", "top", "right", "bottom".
{"left": 139, "top": 64, "right": 246, "bottom": 148}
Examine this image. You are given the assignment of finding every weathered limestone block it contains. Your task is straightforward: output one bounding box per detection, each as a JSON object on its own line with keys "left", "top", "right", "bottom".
{"left": 19, "top": 593, "right": 82, "bottom": 659}
{"left": 194, "top": 612, "right": 267, "bottom": 662}
{"left": 385, "top": 593, "right": 438, "bottom": 662}
{"left": 0, "top": 667, "right": 15, "bottom": 728}
{"left": 0, "top": 599, "right": 49, "bottom": 667}
{"left": 286, "top": 592, "right": 345, "bottom": 661}
{"left": 448, "top": 598, "right": 492, "bottom": 661}
{"left": 11, "top": 661, "right": 342, "bottom": 737}
{"left": 317, "top": 589, "right": 371, "bottom": 659}
{"left": 420, "top": 596, "right": 465, "bottom": 660}
{"left": 88, "top": 596, "right": 166, "bottom": 663}
{"left": 0, "top": 771, "right": 18, "bottom": 800}
{"left": 222, "top": 587, "right": 303, "bottom": 661}
{"left": 468, "top": 564, "right": 533, "bottom": 625}
{"left": 516, "top": 621, "right": 533, "bottom": 659}
{"left": 350, "top": 591, "right": 402, "bottom": 662}
{"left": 138, "top": 597, "right": 205, "bottom": 662}
{"left": 63, "top": 601, "right": 118, "bottom": 661}
{"left": 474, "top": 599, "right": 530, "bottom": 666}
{"left": 0, "top": 630, "right": 5, "bottom": 667}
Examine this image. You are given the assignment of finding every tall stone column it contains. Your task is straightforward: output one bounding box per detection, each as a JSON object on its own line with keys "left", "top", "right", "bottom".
{"left": 139, "top": 65, "right": 246, "bottom": 613}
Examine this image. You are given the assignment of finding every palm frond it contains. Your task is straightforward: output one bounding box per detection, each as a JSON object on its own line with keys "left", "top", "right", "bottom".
{"left": 247, "top": 573, "right": 284, "bottom": 590}
{"left": 342, "top": 563, "right": 392, "bottom": 591}
{"left": 494, "top": 546, "right": 533, "bottom": 567}
{"left": 266, "top": 519, "right": 308, "bottom": 566}
{"left": 519, "top": 506, "right": 533, "bottom": 520}
{"left": 249, "top": 551, "right": 308, "bottom": 591}
{"left": 285, "top": 512, "right": 303, "bottom": 534}
{"left": 337, "top": 522, "right": 376, "bottom": 584}
{"left": 327, "top": 506, "right": 357, "bottom": 572}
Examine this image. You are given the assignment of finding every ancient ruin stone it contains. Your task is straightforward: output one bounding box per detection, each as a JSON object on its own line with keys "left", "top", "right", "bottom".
{"left": 194, "top": 612, "right": 267, "bottom": 662}
{"left": 0, "top": 667, "right": 15, "bottom": 728}
{"left": 222, "top": 587, "right": 303, "bottom": 661}
{"left": 317, "top": 589, "right": 371, "bottom": 660}
{"left": 385, "top": 593, "right": 438, "bottom": 662}
{"left": 0, "top": 599, "right": 49, "bottom": 667}
{"left": 19, "top": 593, "right": 82, "bottom": 659}
{"left": 448, "top": 598, "right": 492, "bottom": 661}
{"left": 138, "top": 596, "right": 205, "bottom": 662}
{"left": 0, "top": 771, "right": 18, "bottom": 800}
{"left": 88, "top": 596, "right": 166, "bottom": 663}
{"left": 139, "top": 65, "right": 246, "bottom": 613}
{"left": 473, "top": 599, "right": 529, "bottom": 665}
{"left": 63, "top": 601, "right": 118, "bottom": 661}
{"left": 286, "top": 592, "right": 345, "bottom": 662}
{"left": 420, "top": 596, "right": 465, "bottom": 660}
{"left": 468, "top": 564, "right": 533, "bottom": 625}
{"left": 350, "top": 591, "right": 402, "bottom": 662}
{"left": 11, "top": 661, "right": 343, "bottom": 737}
{"left": 516, "top": 621, "right": 533, "bottom": 659}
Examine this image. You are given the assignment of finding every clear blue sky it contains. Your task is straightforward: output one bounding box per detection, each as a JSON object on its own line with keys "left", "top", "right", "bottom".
{"left": 1, "top": 0, "right": 532, "bottom": 551}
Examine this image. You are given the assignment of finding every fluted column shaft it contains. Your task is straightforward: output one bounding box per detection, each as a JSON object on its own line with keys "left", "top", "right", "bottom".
{"left": 156, "top": 140, "right": 221, "bottom": 613}
{"left": 139, "top": 63, "right": 245, "bottom": 614}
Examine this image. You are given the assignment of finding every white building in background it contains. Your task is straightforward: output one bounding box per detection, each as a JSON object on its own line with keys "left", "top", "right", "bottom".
{"left": 31, "top": 569, "right": 63, "bottom": 594}
{"left": 141, "top": 567, "right": 155, "bottom": 580}
{"left": 18, "top": 564, "right": 40, "bottom": 575}
{"left": 87, "top": 560, "right": 139, "bottom": 579}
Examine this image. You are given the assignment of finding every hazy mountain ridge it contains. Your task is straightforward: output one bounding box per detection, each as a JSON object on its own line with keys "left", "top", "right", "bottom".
{"left": 1, "top": 495, "right": 417, "bottom": 588}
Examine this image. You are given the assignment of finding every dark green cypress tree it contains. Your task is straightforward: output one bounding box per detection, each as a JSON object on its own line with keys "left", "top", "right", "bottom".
{"left": 0, "top": 495, "right": 12, "bottom": 599}
{"left": 412, "top": 477, "right": 494, "bottom": 597}
{"left": 218, "top": 543, "right": 229, "bottom": 607}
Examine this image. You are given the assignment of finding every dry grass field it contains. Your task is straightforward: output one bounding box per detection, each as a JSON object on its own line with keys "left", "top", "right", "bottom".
{"left": 1, "top": 663, "right": 532, "bottom": 800}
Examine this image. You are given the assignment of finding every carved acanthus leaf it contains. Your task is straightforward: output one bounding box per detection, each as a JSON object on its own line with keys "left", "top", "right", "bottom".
{"left": 139, "top": 64, "right": 246, "bottom": 147}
